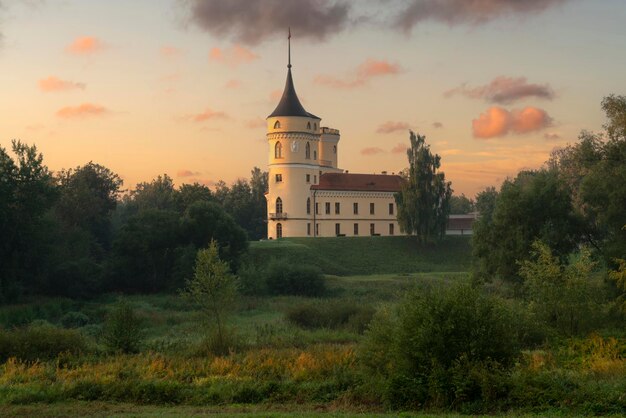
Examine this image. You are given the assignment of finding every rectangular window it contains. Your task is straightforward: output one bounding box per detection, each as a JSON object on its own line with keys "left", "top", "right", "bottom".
{"left": 314, "top": 175, "right": 317, "bottom": 183}
{"left": 370, "top": 203, "right": 375, "bottom": 215}
{"left": 306, "top": 174, "right": 310, "bottom": 183}
{"left": 354, "top": 223, "right": 359, "bottom": 236}
{"left": 370, "top": 223, "right": 375, "bottom": 235}
{"left": 389, "top": 203, "right": 394, "bottom": 215}
{"left": 275, "top": 174, "right": 282, "bottom": 182}
{"left": 353, "top": 202, "right": 358, "bottom": 215}
{"left": 335, "top": 223, "right": 341, "bottom": 236}
{"left": 315, "top": 223, "right": 319, "bottom": 236}
{"left": 315, "top": 202, "right": 319, "bottom": 215}
{"left": 307, "top": 223, "right": 311, "bottom": 236}
{"left": 335, "top": 202, "right": 340, "bottom": 214}
{"left": 389, "top": 223, "right": 394, "bottom": 235}
{"left": 325, "top": 202, "right": 331, "bottom": 215}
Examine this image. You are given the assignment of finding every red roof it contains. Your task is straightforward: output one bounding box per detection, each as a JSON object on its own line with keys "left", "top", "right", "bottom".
{"left": 311, "top": 173, "right": 403, "bottom": 192}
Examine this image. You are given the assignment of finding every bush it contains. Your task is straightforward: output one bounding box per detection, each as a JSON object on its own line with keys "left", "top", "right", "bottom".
{"left": 60, "top": 311, "right": 90, "bottom": 328}
{"left": 102, "top": 300, "right": 144, "bottom": 354}
{"left": 264, "top": 260, "right": 326, "bottom": 297}
{"left": 286, "top": 300, "right": 375, "bottom": 333}
{"left": 195, "top": 327, "right": 242, "bottom": 357}
{"left": 0, "top": 323, "right": 88, "bottom": 362}
{"left": 359, "top": 283, "right": 520, "bottom": 409}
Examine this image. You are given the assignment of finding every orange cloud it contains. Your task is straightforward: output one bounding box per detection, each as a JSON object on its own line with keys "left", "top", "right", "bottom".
{"left": 376, "top": 121, "right": 411, "bottom": 134}
{"left": 315, "top": 59, "right": 401, "bottom": 89}
{"left": 160, "top": 46, "right": 182, "bottom": 58}
{"left": 544, "top": 132, "right": 561, "bottom": 140}
{"left": 188, "top": 108, "right": 228, "bottom": 123}
{"left": 225, "top": 79, "right": 242, "bottom": 89}
{"left": 391, "top": 143, "right": 409, "bottom": 154}
{"left": 56, "top": 103, "right": 108, "bottom": 119}
{"left": 66, "top": 36, "right": 104, "bottom": 55}
{"left": 361, "top": 147, "right": 385, "bottom": 156}
{"left": 209, "top": 44, "right": 258, "bottom": 67}
{"left": 38, "top": 76, "right": 85, "bottom": 92}
{"left": 177, "top": 170, "right": 201, "bottom": 177}
{"left": 440, "top": 149, "right": 463, "bottom": 156}
{"left": 472, "top": 106, "right": 552, "bottom": 139}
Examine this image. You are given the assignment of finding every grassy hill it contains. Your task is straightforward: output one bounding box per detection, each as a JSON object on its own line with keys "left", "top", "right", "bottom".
{"left": 249, "top": 236, "right": 472, "bottom": 275}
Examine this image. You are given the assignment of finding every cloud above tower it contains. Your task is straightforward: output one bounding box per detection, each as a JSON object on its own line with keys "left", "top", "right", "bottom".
{"left": 445, "top": 76, "right": 555, "bottom": 104}
{"left": 315, "top": 59, "right": 401, "bottom": 89}
{"left": 185, "top": 0, "right": 350, "bottom": 45}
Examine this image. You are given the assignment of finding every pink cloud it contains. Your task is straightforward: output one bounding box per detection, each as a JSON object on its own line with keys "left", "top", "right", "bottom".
{"left": 440, "top": 149, "right": 463, "bottom": 156}
{"left": 177, "top": 170, "right": 201, "bottom": 177}
{"left": 38, "top": 76, "right": 85, "bottom": 92}
{"left": 391, "top": 143, "right": 409, "bottom": 154}
{"left": 209, "top": 44, "right": 259, "bottom": 67}
{"left": 361, "top": 147, "right": 385, "bottom": 156}
{"left": 160, "top": 46, "right": 182, "bottom": 58}
{"left": 445, "top": 76, "right": 555, "bottom": 104}
{"left": 187, "top": 108, "right": 228, "bottom": 123}
{"left": 376, "top": 121, "right": 411, "bottom": 134}
{"left": 472, "top": 106, "right": 552, "bottom": 139}
{"left": 66, "top": 36, "right": 104, "bottom": 55}
{"left": 225, "top": 79, "right": 242, "bottom": 89}
{"left": 56, "top": 103, "right": 108, "bottom": 119}
{"left": 315, "top": 58, "right": 401, "bottom": 89}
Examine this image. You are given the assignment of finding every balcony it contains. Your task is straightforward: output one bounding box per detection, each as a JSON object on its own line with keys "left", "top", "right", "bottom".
{"left": 269, "top": 212, "right": 288, "bottom": 220}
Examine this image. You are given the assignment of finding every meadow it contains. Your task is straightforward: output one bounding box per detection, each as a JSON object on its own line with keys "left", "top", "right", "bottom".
{"left": 0, "top": 236, "right": 624, "bottom": 416}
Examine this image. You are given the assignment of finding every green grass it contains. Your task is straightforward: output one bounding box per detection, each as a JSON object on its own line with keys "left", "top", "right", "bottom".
{"left": 249, "top": 236, "right": 472, "bottom": 276}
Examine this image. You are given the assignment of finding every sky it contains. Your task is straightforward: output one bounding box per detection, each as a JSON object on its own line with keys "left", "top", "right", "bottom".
{"left": 1, "top": 0, "right": 625, "bottom": 197}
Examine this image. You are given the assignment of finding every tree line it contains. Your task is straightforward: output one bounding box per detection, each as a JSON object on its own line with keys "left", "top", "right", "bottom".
{"left": 0, "top": 146, "right": 268, "bottom": 302}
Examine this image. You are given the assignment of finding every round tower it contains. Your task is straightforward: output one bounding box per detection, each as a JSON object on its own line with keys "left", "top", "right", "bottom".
{"left": 266, "top": 32, "right": 321, "bottom": 239}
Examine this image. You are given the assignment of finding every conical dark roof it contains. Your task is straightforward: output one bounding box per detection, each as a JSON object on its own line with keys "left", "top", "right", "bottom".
{"left": 268, "top": 68, "right": 319, "bottom": 119}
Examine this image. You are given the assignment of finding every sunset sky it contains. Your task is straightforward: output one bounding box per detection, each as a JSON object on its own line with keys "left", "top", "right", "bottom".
{"left": 1, "top": 0, "right": 625, "bottom": 197}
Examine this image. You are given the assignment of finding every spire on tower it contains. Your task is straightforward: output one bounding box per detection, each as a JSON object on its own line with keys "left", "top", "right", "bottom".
{"left": 288, "top": 27, "right": 292, "bottom": 69}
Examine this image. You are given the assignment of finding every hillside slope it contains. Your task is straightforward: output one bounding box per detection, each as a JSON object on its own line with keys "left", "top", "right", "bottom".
{"left": 249, "top": 236, "right": 471, "bottom": 275}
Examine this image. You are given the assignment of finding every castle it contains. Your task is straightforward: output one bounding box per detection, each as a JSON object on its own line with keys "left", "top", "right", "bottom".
{"left": 265, "top": 36, "right": 403, "bottom": 239}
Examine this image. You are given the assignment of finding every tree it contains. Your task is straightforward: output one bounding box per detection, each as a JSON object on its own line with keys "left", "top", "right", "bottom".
{"left": 181, "top": 240, "right": 238, "bottom": 355}
{"left": 472, "top": 170, "right": 581, "bottom": 282}
{"left": 449, "top": 193, "right": 474, "bottom": 214}
{"left": 395, "top": 131, "right": 451, "bottom": 243}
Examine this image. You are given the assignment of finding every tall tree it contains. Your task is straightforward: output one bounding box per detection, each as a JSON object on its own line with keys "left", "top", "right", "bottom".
{"left": 395, "top": 132, "right": 451, "bottom": 243}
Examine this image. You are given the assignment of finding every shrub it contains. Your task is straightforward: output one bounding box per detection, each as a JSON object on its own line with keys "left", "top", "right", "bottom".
{"left": 359, "top": 283, "right": 520, "bottom": 409}
{"left": 264, "top": 260, "right": 325, "bottom": 297}
{"left": 60, "top": 311, "right": 90, "bottom": 328}
{"left": 286, "top": 301, "right": 375, "bottom": 333}
{"left": 195, "top": 328, "right": 242, "bottom": 357}
{"left": 0, "top": 324, "right": 88, "bottom": 362}
{"left": 102, "top": 300, "right": 144, "bottom": 354}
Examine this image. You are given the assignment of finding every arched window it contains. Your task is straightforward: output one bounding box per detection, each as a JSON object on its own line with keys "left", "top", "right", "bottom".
{"left": 305, "top": 142, "right": 311, "bottom": 159}
{"left": 306, "top": 197, "right": 311, "bottom": 214}
{"left": 276, "top": 197, "right": 283, "bottom": 214}
{"left": 333, "top": 145, "right": 337, "bottom": 154}
{"left": 276, "top": 223, "right": 283, "bottom": 239}
{"left": 275, "top": 141, "right": 282, "bottom": 158}
{"left": 313, "top": 150, "right": 317, "bottom": 160}
{"left": 274, "top": 120, "right": 281, "bottom": 129}
{"left": 307, "top": 122, "right": 311, "bottom": 130}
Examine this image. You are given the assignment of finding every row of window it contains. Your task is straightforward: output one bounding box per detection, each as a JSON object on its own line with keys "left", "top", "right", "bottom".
{"left": 274, "top": 141, "right": 336, "bottom": 159}
{"left": 273, "top": 121, "right": 318, "bottom": 130}
{"left": 276, "top": 198, "right": 395, "bottom": 217}
{"left": 276, "top": 222, "right": 396, "bottom": 239}
{"left": 275, "top": 173, "right": 318, "bottom": 183}
{"left": 308, "top": 201, "right": 394, "bottom": 216}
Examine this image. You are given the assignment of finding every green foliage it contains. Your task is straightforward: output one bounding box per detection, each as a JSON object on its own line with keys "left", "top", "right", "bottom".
{"left": 102, "top": 300, "right": 144, "bottom": 354}
{"left": 519, "top": 241, "right": 605, "bottom": 335}
{"left": 359, "top": 283, "right": 521, "bottom": 409}
{"left": 0, "top": 323, "right": 87, "bottom": 362}
{"left": 609, "top": 257, "right": 626, "bottom": 313}
{"left": 181, "top": 241, "right": 238, "bottom": 355}
{"left": 286, "top": 300, "right": 375, "bottom": 333}
{"left": 59, "top": 311, "right": 90, "bottom": 328}
{"left": 395, "top": 131, "right": 452, "bottom": 243}
{"left": 449, "top": 193, "right": 475, "bottom": 214}
{"left": 472, "top": 170, "right": 582, "bottom": 283}
{"left": 264, "top": 259, "right": 326, "bottom": 297}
